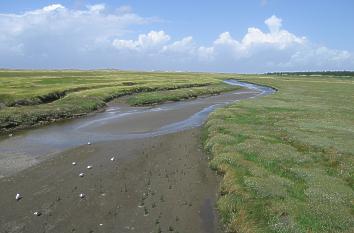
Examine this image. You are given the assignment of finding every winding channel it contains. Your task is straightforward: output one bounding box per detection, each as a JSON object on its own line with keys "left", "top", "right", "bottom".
{"left": 0, "top": 80, "right": 275, "bottom": 177}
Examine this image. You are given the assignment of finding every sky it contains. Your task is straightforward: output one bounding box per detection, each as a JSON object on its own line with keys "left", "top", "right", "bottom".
{"left": 0, "top": 0, "right": 353, "bottom": 73}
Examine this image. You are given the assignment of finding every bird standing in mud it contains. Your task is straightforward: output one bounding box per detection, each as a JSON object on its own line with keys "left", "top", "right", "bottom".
{"left": 15, "top": 193, "right": 21, "bottom": 201}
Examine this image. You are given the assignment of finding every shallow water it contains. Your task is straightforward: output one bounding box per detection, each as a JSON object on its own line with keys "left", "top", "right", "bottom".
{"left": 0, "top": 80, "right": 274, "bottom": 177}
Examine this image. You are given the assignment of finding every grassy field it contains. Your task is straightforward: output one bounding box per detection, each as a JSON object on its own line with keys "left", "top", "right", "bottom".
{"left": 1, "top": 70, "right": 353, "bottom": 232}
{"left": 0, "top": 70, "right": 241, "bottom": 132}
{"left": 203, "top": 73, "right": 354, "bottom": 232}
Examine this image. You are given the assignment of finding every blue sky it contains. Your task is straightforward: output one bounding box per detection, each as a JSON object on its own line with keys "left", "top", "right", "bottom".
{"left": 0, "top": 0, "right": 353, "bottom": 72}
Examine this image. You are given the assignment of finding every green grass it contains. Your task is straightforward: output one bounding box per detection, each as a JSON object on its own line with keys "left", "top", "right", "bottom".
{"left": 0, "top": 70, "right": 241, "bottom": 131}
{"left": 126, "top": 83, "right": 241, "bottom": 106}
{"left": 203, "top": 73, "right": 354, "bottom": 232}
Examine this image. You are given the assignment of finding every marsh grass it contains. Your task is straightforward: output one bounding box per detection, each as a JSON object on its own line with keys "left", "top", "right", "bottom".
{"left": 204, "top": 74, "right": 354, "bottom": 232}
{"left": 0, "top": 70, "right": 240, "bottom": 131}
{"left": 126, "top": 83, "right": 241, "bottom": 106}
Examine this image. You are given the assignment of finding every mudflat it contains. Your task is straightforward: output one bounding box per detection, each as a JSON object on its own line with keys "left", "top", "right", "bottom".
{"left": 0, "top": 81, "right": 273, "bottom": 233}
{"left": 0, "top": 128, "right": 222, "bottom": 233}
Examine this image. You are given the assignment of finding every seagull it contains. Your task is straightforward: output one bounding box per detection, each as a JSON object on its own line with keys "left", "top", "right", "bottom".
{"left": 110, "top": 157, "right": 115, "bottom": 161}
{"left": 87, "top": 142, "right": 91, "bottom": 145}
{"left": 15, "top": 193, "right": 22, "bottom": 201}
{"left": 72, "top": 162, "right": 77, "bottom": 166}
{"left": 79, "top": 173, "right": 84, "bottom": 177}
{"left": 33, "top": 211, "right": 41, "bottom": 216}
{"left": 79, "top": 193, "right": 86, "bottom": 198}
{"left": 87, "top": 165, "right": 92, "bottom": 169}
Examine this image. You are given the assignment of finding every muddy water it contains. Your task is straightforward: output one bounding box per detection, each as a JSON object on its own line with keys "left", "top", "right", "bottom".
{"left": 0, "top": 80, "right": 274, "bottom": 177}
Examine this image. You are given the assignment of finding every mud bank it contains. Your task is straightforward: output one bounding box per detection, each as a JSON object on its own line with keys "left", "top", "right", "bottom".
{"left": 0, "top": 129, "right": 221, "bottom": 233}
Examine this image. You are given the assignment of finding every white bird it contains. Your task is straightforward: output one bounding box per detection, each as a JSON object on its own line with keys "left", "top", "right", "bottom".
{"left": 99, "top": 223, "right": 103, "bottom": 226}
{"left": 79, "top": 193, "right": 86, "bottom": 198}
{"left": 110, "top": 157, "right": 115, "bottom": 161}
{"left": 87, "top": 142, "right": 91, "bottom": 145}
{"left": 72, "top": 162, "right": 77, "bottom": 166}
{"left": 79, "top": 173, "right": 84, "bottom": 177}
{"left": 33, "top": 211, "right": 41, "bottom": 216}
{"left": 87, "top": 165, "right": 92, "bottom": 169}
{"left": 9, "top": 133, "right": 13, "bottom": 137}
{"left": 15, "top": 193, "right": 21, "bottom": 201}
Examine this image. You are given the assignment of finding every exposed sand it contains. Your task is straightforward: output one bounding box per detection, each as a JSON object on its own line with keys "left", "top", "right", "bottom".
{"left": 0, "top": 129, "right": 222, "bottom": 233}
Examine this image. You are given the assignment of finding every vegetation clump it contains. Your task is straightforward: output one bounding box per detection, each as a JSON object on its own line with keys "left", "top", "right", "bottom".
{"left": 204, "top": 73, "right": 354, "bottom": 233}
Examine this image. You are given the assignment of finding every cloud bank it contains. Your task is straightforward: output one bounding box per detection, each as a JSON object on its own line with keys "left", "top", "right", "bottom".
{"left": 0, "top": 4, "right": 352, "bottom": 72}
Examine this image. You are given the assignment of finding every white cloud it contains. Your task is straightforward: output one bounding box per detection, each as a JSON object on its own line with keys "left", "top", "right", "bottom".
{"left": 163, "top": 36, "right": 194, "bottom": 54}
{"left": 283, "top": 46, "right": 352, "bottom": 69}
{"left": 265, "top": 15, "right": 282, "bottom": 33}
{"left": 138, "top": 30, "right": 170, "bottom": 47}
{"left": 42, "top": 4, "right": 65, "bottom": 12}
{"left": 87, "top": 4, "right": 106, "bottom": 13}
{"left": 116, "top": 5, "right": 133, "bottom": 14}
{"left": 213, "top": 15, "right": 306, "bottom": 57}
{"left": 205, "top": 16, "right": 352, "bottom": 71}
{"left": 0, "top": 4, "right": 155, "bottom": 68}
{"left": 0, "top": 5, "right": 352, "bottom": 72}
{"left": 214, "top": 32, "right": 241, "bottom": 49}
{"left": 109, "top": 15, "right": 352, "bottom": 72}
{"left": 113, "top": 30, "right": 170, "bottom": 51}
